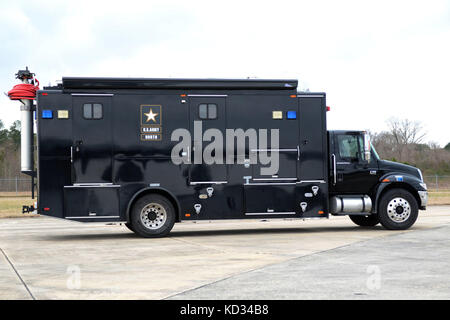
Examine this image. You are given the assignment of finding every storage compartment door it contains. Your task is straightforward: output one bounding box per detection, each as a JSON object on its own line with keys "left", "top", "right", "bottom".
{"left": 244, "top": 185, "right": 296, "bottom": 215}
{"left": 64, "top": 186, "right": 120, "bottom": 220}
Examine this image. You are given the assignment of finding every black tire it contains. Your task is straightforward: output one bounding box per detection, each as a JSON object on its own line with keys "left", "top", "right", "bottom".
{"left": 130, "top": 194, "right": 176, "bottom": 238}
{"left": 378, "top": 188, "right": 419, "bottom": 230}
{"left": 349, "top": 215, "right": 380, "bottom": 227}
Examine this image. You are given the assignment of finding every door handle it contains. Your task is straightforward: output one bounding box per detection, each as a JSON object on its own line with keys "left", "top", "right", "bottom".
{"left": 70, "top": 146, "right": 74, "bottom": 163}
{"left": 331, "top": 154, "right": 336, "bottom": 185}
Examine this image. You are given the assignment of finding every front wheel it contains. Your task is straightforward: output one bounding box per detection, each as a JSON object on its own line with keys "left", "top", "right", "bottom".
{"left": 130, "top": 194, "right": 176, "bottom": 238}
{"left": 378, "top": 188, "right": 419, "bottom": 230}
{"left": 349, "top": 215, "right": 379, "bottom": 227}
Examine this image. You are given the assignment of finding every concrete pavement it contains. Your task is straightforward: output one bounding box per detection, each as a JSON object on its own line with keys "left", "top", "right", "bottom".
{"left": 0, "top": 206, "right": 449, "bottom": 299}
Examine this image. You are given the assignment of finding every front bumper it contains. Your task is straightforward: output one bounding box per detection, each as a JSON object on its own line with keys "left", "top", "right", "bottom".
{"left": 418, "top": 190, "right": 428, "bottom": 209}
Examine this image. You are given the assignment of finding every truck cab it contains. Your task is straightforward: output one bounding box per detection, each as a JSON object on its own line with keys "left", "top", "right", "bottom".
{"left": 328, "top": 130, "right": 428, "bottom": 229}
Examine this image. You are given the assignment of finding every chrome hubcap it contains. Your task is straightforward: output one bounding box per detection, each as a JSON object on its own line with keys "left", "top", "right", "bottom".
{"left": 140, "top": 202, "right": 167, "bottom": 230}
{"left": 387, "top": 197, "right": 411, "bottom": 223}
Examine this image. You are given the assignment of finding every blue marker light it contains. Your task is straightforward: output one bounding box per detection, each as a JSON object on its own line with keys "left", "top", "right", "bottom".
{"left": 42, "top": 110, "right": 53, "bottom": 119}
{"left": 286, "top": 111, "right": 297, "bottom": 119}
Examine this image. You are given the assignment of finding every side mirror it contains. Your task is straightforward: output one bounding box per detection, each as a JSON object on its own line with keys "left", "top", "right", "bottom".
{"left": 363, "top": 133, "right": 371, "bottom": 162}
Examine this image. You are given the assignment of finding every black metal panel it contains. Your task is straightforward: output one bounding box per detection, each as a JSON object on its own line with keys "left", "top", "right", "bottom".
{"left": 112, "top": 94, "right": 186, "bottom": 157}
{"left": 296, "top": 182, "right": 329, "bottom": 218}
{"left": 36, "top": 91, "right": 72, "bottom": 157}
{"left": 244, "top": 185, "right": 296, "bottom": 213}
{"left": 36, "top": 91, "right": 73, "bottom": 217}
{"left": 64, "top": 187, "right": 120, "bottom": 218}
{"left": 298, "top": 96, "right": 327, "bottom": 180}
{"left": 225, "top": 94, "right": 300, "bottom": 179}
{"left": 37, "top": 159, "right": 71, "bottom": 218}
{"left": 62, "top": 77, "right": 298, "bottom": 90}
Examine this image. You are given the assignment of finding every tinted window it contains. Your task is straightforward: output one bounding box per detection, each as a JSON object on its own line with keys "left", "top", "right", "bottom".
{"left": 337, "top": 134, "right": 362, "bottom": 161}
{"left": 198, "top": 103, "right": 217, "bottom": 119}
{"left": 199, "top": 104, "right": 208, "bottom": 119}
{"left": 83, "top": 104, "right": 92, "bottom": 119}
{"left": 93, "top": 104, "right": 102, "bottom": 119}
{"left": 83, "top": 103, "right": 102, "bottom": 119}
{"left": 208, "top": 104, "right": 217, "bottom": 119}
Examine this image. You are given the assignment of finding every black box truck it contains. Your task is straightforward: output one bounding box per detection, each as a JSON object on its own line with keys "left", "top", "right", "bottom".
{"left": 9, "top": 68, "right": 428, "bottom": 237}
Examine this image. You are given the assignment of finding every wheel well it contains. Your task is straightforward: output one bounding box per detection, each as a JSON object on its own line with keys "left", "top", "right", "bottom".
{"left": 127, "top": 188, "right": 181, "bottom": 223}
{"left": 377, "top": 182, "right": 420, "bottom": 211}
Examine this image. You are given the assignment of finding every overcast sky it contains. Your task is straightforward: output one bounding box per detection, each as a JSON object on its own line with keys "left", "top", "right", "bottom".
{"left": 1, "top": 0, "right": 449, "bottom": 146}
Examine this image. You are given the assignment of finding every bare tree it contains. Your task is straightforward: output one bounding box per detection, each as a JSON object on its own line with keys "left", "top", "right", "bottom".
{"left": 388, "top": 118, "right": 426, "bottom": 145}
{"left": 387, "top": 118, "right": 426, "bottom": 161}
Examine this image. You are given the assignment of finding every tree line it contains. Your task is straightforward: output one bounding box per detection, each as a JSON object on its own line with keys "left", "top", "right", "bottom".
{"left": 0, "top": 117, "right": 449, "bottom": 178}
{"left": 0, "top": 119, "right": 21, "bottom": 178}
{"left": 368, "top": 118, "right": 450, "bottom": 175}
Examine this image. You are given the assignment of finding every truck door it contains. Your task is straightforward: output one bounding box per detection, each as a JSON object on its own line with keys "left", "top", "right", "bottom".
{"left": 244, "top": 95, "right": 299, "bottom": 215}
{"left": 189, "top": 97, "right": 227, "bottom": 184}
{"left": 331, "top": 131, "right": 379, "bottom": 194}
{"left": 71, "top": 96, "right": 112, "bottom": 184}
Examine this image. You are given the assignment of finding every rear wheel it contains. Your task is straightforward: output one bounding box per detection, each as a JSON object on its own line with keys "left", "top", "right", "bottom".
{"left": 378, "top": 188, "right": 418, "bottom": 230}
{"left": 349, "top": 215, "right": 379, "bottom": 227}
{"left": 130, "top": 194, "right": 176, "bottom": 238}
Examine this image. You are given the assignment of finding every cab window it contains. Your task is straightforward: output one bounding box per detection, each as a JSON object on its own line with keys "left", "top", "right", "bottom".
{"left": 336, "top": 134, "right": 363, "bottom": 162}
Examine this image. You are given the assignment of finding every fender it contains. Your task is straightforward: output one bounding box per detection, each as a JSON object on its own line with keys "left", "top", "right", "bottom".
{"left": 125, "top": 187, "right": 182, "bottom": 222}
{"left": 373, "top": 173, "right": 425, "bottom": 213}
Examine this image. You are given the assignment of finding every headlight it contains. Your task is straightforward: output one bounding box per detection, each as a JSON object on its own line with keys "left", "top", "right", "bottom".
{"left": 420, "top": 182, "right": 427, "bottom": 190}
{"left": 417, "top": 168, "right": 423, "bottom": 182}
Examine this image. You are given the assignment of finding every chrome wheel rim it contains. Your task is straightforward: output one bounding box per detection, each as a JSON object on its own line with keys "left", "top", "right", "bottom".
{"left": 387, "top": 197, "right": 411, "bottom": 223}
{"left": 140, "top": 202, "right": 167, "bottom": 230}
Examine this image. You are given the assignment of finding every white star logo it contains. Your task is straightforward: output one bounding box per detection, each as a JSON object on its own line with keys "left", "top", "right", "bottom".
{"left": 144, "top": 108, "right": 158, "bottom": 122}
